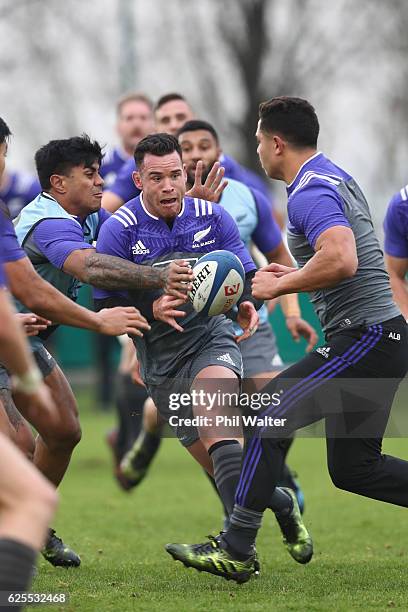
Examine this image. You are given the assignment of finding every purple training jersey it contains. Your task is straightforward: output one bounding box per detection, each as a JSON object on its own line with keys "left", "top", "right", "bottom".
{"left": 0, "top": 203, "right": 26, "bottom": 264}
{"left": 383, "top": 184, "right": 408, "bottom": 258}
{"left": 100, "top": 147, "right": 130, "bottom": 189}
{"left": 105, "top": 157, "right": 141, "bottom": 202}
{"left": 0, "top": 171, "right": 41, "bottom": 219}
{"left": 95, "top": 195, "right": 255, "bottom": 383}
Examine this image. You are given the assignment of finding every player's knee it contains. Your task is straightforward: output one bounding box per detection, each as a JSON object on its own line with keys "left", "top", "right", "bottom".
{"left": 15, "top": 422, "right": 36, "bottom": 461}
{"left": 328, "top": 458, "right": 366, "bottom": 492}
{"left": 41, "top": 418, "right": 82, "bottom": 451}
{"left": 143, "top": 398, "right": 161, "bottom": 432}
{"left": 57, "top": 421, "right": 82, "bottom": 449}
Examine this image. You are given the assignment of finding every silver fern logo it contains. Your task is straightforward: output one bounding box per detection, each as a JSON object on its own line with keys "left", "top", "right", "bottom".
{"left": 193, "top": 226, "right": 212, "bottom": 243}
{"left": 192, "top": 225, "right": 215, "bottom": 248}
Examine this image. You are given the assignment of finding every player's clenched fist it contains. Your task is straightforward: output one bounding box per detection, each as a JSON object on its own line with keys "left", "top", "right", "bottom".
{"left": 161, "top": 259, "right": 194, "bottom": 300}
{"left": 96, "top": 307, "right": 151, "bottom": 337}
{"left": 252, "top": 266, "right": 286, "bottom": 300}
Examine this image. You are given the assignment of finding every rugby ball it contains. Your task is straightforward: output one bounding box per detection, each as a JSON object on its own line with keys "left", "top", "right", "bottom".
{"left": 188, "top": 250, "right": 245, "bottom": 316}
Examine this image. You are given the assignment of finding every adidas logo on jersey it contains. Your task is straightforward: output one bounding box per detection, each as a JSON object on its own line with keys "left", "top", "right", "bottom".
{"left": 316, "top": 346, "right": 331, "bottom": 359}
{"left": 132, "top": 240, "right": 150, "bottom": 255}
{"left": 217, "top": 353, "right": 236, "bottom": 366}
{"left": 192, "top": 225, "right": 216, "bottom": 248}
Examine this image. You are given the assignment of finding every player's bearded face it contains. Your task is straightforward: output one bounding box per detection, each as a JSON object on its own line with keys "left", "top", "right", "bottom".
{"left": 136, "top": 152, "right": 187, "bottom": 220}
{"left": 179, "top": 130, "right": 220, "bottom": 187}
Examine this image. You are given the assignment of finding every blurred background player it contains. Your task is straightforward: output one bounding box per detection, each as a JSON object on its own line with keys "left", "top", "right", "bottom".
{"left": 383, "top": 182, "right": 408, "bottom": 319}
{"left": 0, "top": 116, "right": 58, "bottom": 598}
{"left": 102, "top": 94, "right": 155, "bottom": 211}
{"left": 0, "top": 167, "right": 41, "bottom": 219}
{"left": 121, "top": 120, "right": 317, "bottom": 513}
{"left": 102, "top": 93, "right": 278, "bottom": 221}
{"left": 100, "top": 93, "right": 155, "bottom": 189}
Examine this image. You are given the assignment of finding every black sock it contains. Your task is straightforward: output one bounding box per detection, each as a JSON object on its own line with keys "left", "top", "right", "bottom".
{"left": 269, "top": 487, "right": 293, "bottom": 514}
{"left": 209, "top": 440, "right": 242, "bottom": 519}
{"left": 115, "top": 373, "right": 148, "bottom": 460}
{"left": 0, "top": 538, "right": 37, "bottom": 599}
{"left": 223, "top": 504, "right": 263, "bottom": 559}
{"left": 132, "top": 428, "right": 162, "bottom": 469}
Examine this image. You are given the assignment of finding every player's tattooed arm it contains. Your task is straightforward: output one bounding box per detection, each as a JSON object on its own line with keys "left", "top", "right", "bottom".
{"left": 84, "top": 252, "right": 165, "bottom": 290}
{"left": 64, "top": 249, "right": 193, "bottom": 298}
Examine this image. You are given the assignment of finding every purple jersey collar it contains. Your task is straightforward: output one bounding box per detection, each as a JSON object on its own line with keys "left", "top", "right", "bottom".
{"left": 286, "top": 151, "right": 323, "bottom": 195}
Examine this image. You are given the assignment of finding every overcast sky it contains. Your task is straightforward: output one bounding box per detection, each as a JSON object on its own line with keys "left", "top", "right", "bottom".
{"left": 1, "top": 0, "right": 406, "bottom": 229}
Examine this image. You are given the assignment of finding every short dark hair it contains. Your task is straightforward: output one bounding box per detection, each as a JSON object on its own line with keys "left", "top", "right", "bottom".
{"left": 134, "top": 133, "right": 182, "bottom": 169}
{"left": 177, "top": 119, "right": 219, "bottom": 144}
{"left": 35, "top": 134, "right": 103, "bottom": 190}
{"left": 0, "top": 117, "right": 11, "bottom": 145}
{"left": 155, "top": 93, "right": 187, "bottom": 112}
{"left": 259, "top": 96, "right": 319, "bottom": 148}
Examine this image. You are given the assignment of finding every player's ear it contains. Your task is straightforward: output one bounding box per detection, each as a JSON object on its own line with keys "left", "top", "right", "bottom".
{"left": 133, "top": 171, "right": 142, "bottom": 189}
{"left": 274, "top": 135, "right": 285, "bottom": 156}
{"left": 182, "top": 164, "right": 188, "bottom": 183}
{"left": 49, "top": 173, "right": 66, "bottom": 194}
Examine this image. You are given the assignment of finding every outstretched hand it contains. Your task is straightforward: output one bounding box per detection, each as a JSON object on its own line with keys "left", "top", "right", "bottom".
{"left": 185, "top": 160, "right": 228, "bottom": 202}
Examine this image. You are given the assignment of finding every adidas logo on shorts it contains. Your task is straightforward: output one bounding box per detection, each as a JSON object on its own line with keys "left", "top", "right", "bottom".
{"left": 217, "top": 353, "right": 236, "bottom": 366}
{"left": 132, "top": 240, "right": 150, "bottom": 255}
{"left": 316, "top": 346, "right": 331, "bottom": 359}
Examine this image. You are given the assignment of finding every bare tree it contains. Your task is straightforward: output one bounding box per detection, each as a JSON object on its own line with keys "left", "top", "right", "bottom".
{"left": 367, "top": 0, "right": 408, "bottom": 192}
{"left": 215, "top": 0, "right": 379, "bottom": 172}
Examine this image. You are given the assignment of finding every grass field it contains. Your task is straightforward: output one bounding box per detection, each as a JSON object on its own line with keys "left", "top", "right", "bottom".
{"left": 31, "top": 387, "right": 408, "bottom": 611}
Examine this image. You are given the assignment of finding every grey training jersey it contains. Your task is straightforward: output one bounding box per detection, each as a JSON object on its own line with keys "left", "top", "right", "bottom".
{"left": 286, "top": 153, "right": 399, "bottom": 336}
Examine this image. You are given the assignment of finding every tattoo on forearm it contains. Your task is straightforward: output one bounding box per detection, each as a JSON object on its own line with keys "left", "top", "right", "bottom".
{"left": 0, "top": 389, "right": 23, "bottom": 430}
{"left": 85, "top": 253, "right": 164, "bottom": 290}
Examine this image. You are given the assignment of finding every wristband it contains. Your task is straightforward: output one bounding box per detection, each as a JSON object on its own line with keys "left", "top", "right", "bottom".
{"left": 12, "top": 367, "right": 42, "bottom": 394}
